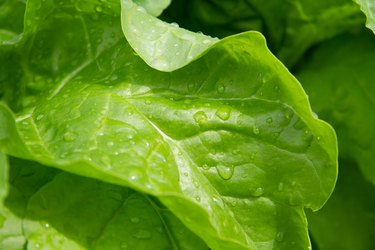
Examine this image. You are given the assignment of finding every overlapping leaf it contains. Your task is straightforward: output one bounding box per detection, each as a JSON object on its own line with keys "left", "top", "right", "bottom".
{"left": 354, "top": 0, "right": 375, "bottom": 33}
{"left": 297, "top": 31, "right": 375, "bottom": 183}
{"left": 307, "top": 160, "right": 375, "bottom": 250}
{"left": 0, "top": 0, "right": 338, "bottom": 249}
{"left": 0, "top": 158, "right": 207, "bottom": 249}
{"left": 162, "top": 0, "right": 365, "bottom": 67}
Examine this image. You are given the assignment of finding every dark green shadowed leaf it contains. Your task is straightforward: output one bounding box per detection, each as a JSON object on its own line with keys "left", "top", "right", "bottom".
{"left": 0, "top": 157, "right": 207, "bottom": 250}
{"left": 162, "top": 0, "right": 364, "bottom": 67}
{"left": 307, "top": 160, "right": 375, "bottom": 250}
{"left": 0, "top": 0, "right": 26, "bottom": 43}
{"left": 0, "top": 0, "right": 338, "bottom": 249}
{"left": 296, "top": 31, "right": 375, "bottom": 184}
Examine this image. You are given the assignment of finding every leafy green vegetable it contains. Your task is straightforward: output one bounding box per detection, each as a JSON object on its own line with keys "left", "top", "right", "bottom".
{"left": 296, "top": 31, "right": 375, "bottom": 183}
{"left": 354, "top": 0, "right": 375, "bottom": 33}
{"left": 121, "top": 0, "right": 218, "bottom": 71}
{"left": 0, "top": 0, "right": 344, "bottom": 249}
{"left": 307, "top": 160, "right": 375, "bottom": 250}
{"left": 0, "top": 0, "right": 25, "bottom": 43}
{"left": 296, "top": 25, "right": 375, "bottom": 250}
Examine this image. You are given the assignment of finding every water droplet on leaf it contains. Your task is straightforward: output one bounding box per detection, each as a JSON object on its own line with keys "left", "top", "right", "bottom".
{"left": 63, "top": 131, "right": 77, "bottom": 142}
{"left": 95, "top": 5, "right": 103, "bottom": 12}
{"left": 202, "top": 164, "right": 211, "bottom": 170}
{"left": 253, "top": 126, "right": 260, "bottom": 135}
{"left": 252, "top": 187, "right": 264, "bottom": 197}
{"left": 276, "top": 232, "right": 284, "bottom": 242}
{"left": 215, "top": 107, "right": 231, "bottom": 120}
{"left": 133, "top": 229, "right": 152, "bottom": 239}
{"left": 170, "top": 22, "right": 179, "bottom": 28}
{"left": 130, "top": 217, "right": 140, "bottom": 223}
{"left": 216, "top": 164, "right": 234, "bottom": 180}
{"left": 217, "top": 83, "right": 226, "bottom": 94}
{"left": 193, "top": 111, "right": 208, "bottom": 125}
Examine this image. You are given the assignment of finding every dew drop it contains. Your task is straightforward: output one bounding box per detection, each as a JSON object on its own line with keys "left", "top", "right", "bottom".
{"left": 195, "top": 196, "right": 201, "bottom": 202}
{"left": 144, "top": 100, "right": 152, "bottom": 105}
{"left": 216, "top": 164, "right": 234, "bottom": 180}
{"left": 136, "top": 6, "right": 146, "bottom": 13}
{"left": 95, "top": 5, "right": 103, "bottom": 12}
{"left": 129, "top": 175, "right": 138, "bottom": 181}
{"left": 230, "top": 201, "right": 237, "bottom": 207}
{"left": 170, "top": 22, "right": 179, "bottom": 28}
{"left": 284, "top": 109, "right": 294, "bottom": 120}
{"left": 193, "top": 111, "right": 208, "bottom": 125}
{"left": 183, "top": 172, "right": 189, "bottom": 177}
{"left": 36, "top": 114, "right": 44, "bottom": 121}
{"left": 193, "top": 181, "right": 199, "bottom": 188}
{"left": 202, "top": 164, "right": 211, "bottom": 170}
{"left": 63, "top": 131, "right": 77, "bottom": 142}
{"left": 278, "top": 182, "right": 284, "bottom": 191}
{"left": 276, "top": 232, "right": 284, "bottom": 242}
{"left": 252, "top": 187, "right": 264, "bottom": 197}
{"left": 215, "top": 107, "right": 231, "bottom": 120}
{"left": 253, "top": 126, "right": 260, "bottom": 135}
{"left": 266, "top": 117, "right": 273, "bottom": 124}
{"left": 316, "top": 136, "right": 321, "bottom": 141}
{"left": 250, "top": 152, "right": 256, "bottom": 161}
{"left": 44, "top": 223, "right": 50, "bottom": 228}
{"left": 133, "top": 229, "right": 152, "bottom": 239}
{"left": 130, "top": 217, "right": 140, "bottom": 223}
{"left": 217, "top": 83, "right": 226, "bottom": 94}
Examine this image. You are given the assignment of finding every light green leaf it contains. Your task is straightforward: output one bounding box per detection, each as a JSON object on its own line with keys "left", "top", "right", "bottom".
{"left": 354, "top": 0, "right": 375, "bottom": 33}
{"left": 133, "top": 0, "right": 171, "bottom": 16}
{"left": 121, "top": 0, "right": 218, "bottom": 71}
{"left": 307, "top": 160, "right": 375, "bottom": 250}
{"left": 0, "top": 156, "right": 29, "bottom": 250}
{"left": 296, "top": 31, "right": 375, "bottom": 183}
{"left": 0, "top": 152, "right": 7, "bottom": 201}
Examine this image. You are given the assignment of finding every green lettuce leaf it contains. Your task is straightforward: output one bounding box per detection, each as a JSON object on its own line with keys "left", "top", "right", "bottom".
{"left": 307, "top": 160, "right": 375, "bottom": 250}
{"left": 121, "top": 0, "right": 218, "bottom": 71}
{"left": 162, "top": 0, "right": 364, "bottom": 67}
{"left": 0, "top": 157, "right": 207, "bottom": 250}
{"left": 0, "top": 0, "right": 338, "bottom": 249}
{"left": 296, "top": 31, "right": 375, "bottom": 183}
{"left": 0, "top": 0, "right": 25, "bottom": 43}
{"left": 354, "top": 0, "right": 375, "bottom": 33}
